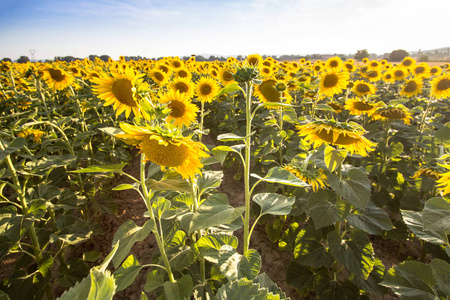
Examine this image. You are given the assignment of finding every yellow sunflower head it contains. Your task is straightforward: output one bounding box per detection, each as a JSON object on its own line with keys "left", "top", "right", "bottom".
{"left": 174, "top": 67, "right": 192, "bottom": 81}
{"left": 436, "top": 167, "right": 450, "bottom": 195}
{"left": 245, "top": 54, "right": 263, "bottom": 69}
{"left": 363, "top": 68, "right": 383, "bottom": 82}
{"left": 283, "top": 165, "right": 328, "bottom": 192}
{"left": 429, "top": 66, "right": 442, "bottom": 77}
{"left": 412, "top": 63, "right": 430, "bottom": 78}
{"left": 170, "top": 77, "right": 195, "bottom": 99}
{"left": 344, "top": 98, "right": 384, "bottom": 116}
{"left": 383, "top": 71, "right": 395, "bottom": 83}
{"left": 218, "top": 67, "right": 236, "bottom": 86}
{"left": 352, "top": 80, "right": 377, "bottom": 97}
{"left": 149, "top": 68, "right": 169, "bottom": 86}
{"left": 194, "top": 76, "right": 220, "bottom": 103}
{"left": 158, "top": 90, "right": 198, "bottom": 128}
{"left": 344, "top": 61, "right": 355, "bottom": 72}
{"left": 297, "top": 119, "right": 377, "bottom": 156}
{"left": 400, "top": 78, "right": 423, "bottom": 98}
{"left": 401, "top": 57, "right": 416, "bottom": 68}
{"left": 116, "top": 123, "right": 209, "bottom": 179}
{"left": 91, "top": 66, "right": 146, "bottom": 119}
{"left": 391, "top": 66, "right": 409, "bottom": 81}
{"left": 325, "top": 56, "right": 343, "bottom": 70}
{"left": 373, "top": 104, "right": 412, "bottom": 124}
{"left": 318, "top": 70, "right": 350, "bottom": 97}
{"left": 254, "top": 78, "right": 292, "bottom": 105}
{"left": 42, "top": 66, "right": 75, "bottom": 90}
{"left": 430, "top": 73, "right": 450, "bottom": 99}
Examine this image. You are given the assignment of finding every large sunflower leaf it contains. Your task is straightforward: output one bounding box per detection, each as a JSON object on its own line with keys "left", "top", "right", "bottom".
{"left": 251, "top": 166, "right": 309, "bottom": 187}
{"left": 423, "top": 197, "right": 450, "bottom": 233}
{"left": 328, "top": 168, "right": 371, "bottom": 209}
{"left": 252, "top": 193, "right": 295, "bottom": 216}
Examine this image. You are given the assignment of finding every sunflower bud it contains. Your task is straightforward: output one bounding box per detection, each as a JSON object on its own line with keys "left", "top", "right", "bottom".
{"left": 233, "top": 66, "right": 259, "bottom": 84}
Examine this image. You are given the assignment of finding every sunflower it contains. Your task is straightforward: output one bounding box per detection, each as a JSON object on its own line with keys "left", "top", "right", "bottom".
{"left": 368, "top": 60, "right": 381, "bottom": 70}
{"left": 352, "top": 80, "right": 377, "bottom": 97}
{"left": 344, "top": 98, "right": 384, "bottom": 116}
{"left": 328, "top": 102, "right": 343, "bottom": 113}
{"left": 149, "top": 68, "right": 169, "bottom": 86}
{"left": 401, "top": 57, "right": 416, "bottom": 68}
{"left": 410, "top": 167, "right": 441, "bottom": 180}
{"left": 382, "top": 71, "right": 395, "bottom": 83}
{"left": 391, "top": 66, "right": 409, "bottom": 81}
{"left": 158, "top": 90, "right": 198, "bottom": 128}
{"left": 362, "top": 58, "right": 369, "bottom": 64}
{"left": 217, "top": 67, "right": 236, "bottom": 86}
{"left": 260, "top": 66, "right": 274, "bottom": 77}
{"left": 169, "top": 57, "right": 184, "bottom": 69}
{"left": 364, "top": 68, "right": 383, "bottom": 82}
{"left": 18, "top": 128, "right": 45, "bottom": 143}
{"left": 115, "top": 123, "right": 208, "bottom": 179}
{"left": 400, "top": 78, "right": 423, "bottom": 98}
{"left": 42, "top": 67, "right": 74, "bottom": 90}
{"left": 91, "top": 66, "right": 146, "bottom": 118}
{"left": 297, "top": 119, "right": 377, "bottom": 156}
{"left": 254, "top": 78, "right": 292, "bottom": 104}
{"left": 318, "top": 70, "right": 350, "bottom": 97}
{"left": 430, "top": 73, "right": 450, "bottom": 99}
{"left": 174, "top": 67, "right": 192, "bottom": 81}
{"left": 325, "top": 56, "right": 343, "bottom": 70}
{"left": 436, "top": 168, "right": 450, "bottom": 195}
{"left": 170, "top": 77, "right": 195, "bottom": 99}
{"left": 194, "top": 76, "right": 220, "bottom": 103}
{"left": 245, "top": 54, "right": 263, "bottom": 69}
{"left": 429, "top": 66, "right": 442, "bottom": 77}
{"left": 411, "top": 63, "right": 430, "bottom": 78}
{"left": 373, "top": 104, "right": 412, "bottom": 124}
{"left": 283, "top": 165, "right": 328, "bottom": 192}
{"left": 344, "top": 61, "right": 355, "bottom": 72}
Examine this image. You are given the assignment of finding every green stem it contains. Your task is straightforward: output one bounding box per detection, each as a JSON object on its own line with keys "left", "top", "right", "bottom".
{"left": 243, "top": 82, "right": 253, "bottom": 255}
{"left": 139, "top": 155, "right": 175, "bottom": 282}
{"left": 278, "top": 107, "right": 284, "bottom": 166}
{"left": 199, "top": 101, "right": 205, "bottom": 143}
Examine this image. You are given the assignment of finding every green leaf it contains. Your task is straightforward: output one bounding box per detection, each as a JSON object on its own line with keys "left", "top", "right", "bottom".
{"left": 98, "top": 126, "right": 123, "bottom": 137}
{"left": 57, "top": 268, "right": 116, "bottom": 300}
{"left": 145, "top": 178, "right": 190, "bottom": 193}
{"left": 83, "top": 251, "right": 102, "bottom": 263}
{"left": 387, "top": 141, "right": 404, "bottom": 159}
{"left": 169, "top": 245, "right": 197, "bottom": 271}
{"left": 50, "top": 215, "right": 92, "bottom": 245}
{"left": 316, "top": 103, "right": 336, "bottom": 112}
{"left": 216, "top": 82, "right": 244, "bottom": 98}
{"left": 211, "top": 146, "right": 236, "bottom": 165}
{"left": 238, "top": 249, "right": 261, "bottom": 280}
{"left": 308, "top": 190, "right": 349, "bottom": 229}
{"left": 430, "top": 258, "right": 450, "bottom": 296}
{"left": 328, "top": 168, "right": 371, "bottom": 209}
{"left": 327, "top": 230, "right": 374, "bottom": 280}
{"left": 144, "top": 270, "right": 165, "bottom": 293}
{"left": 423, "top": 197, "right": 450, "bottom": 233}
{"left": 218, "top": 245, "right": 242, "bottom": 281}
{"left": 251, "top": 166, "right": 309, "bottom": 188}
{"left": 347, "top": 201, "right": 394, "bottom": 235}
{"left": 324, "top": 146, "right": 347, "bottom": 172}
{"left": 254, "top": 273, "right": 288, "bottom": 300}
{"left": 0, "top": 137, "right": 25, "bottom": 162}
{"left": 186, "top": 193, "right": 244, "bottom": 234}
{"left": 252, "top": 193, "right": 295, "bottom": 216}
{"left": 294, "top": 239, "right": 334, "bottom": 267}
{"left": 214, "top": 278, "right": 269, "bottom": 300}
{"left": 401, "top": 210, "right": 447, "bottom": 244}
{"left": 262, "top": 102, "right": 294, "bottom": 108}
{"left": 71, "top": 163, "right": 126, "bottom": 174}
{"left": 380, "top": 261, "right": 437, "bottom": 300}
{"left": 113, "top": 255, "right": 143, "bottom": 292}
{"left": 58, "top": 258, "right": 90, "bottom": 288}
{"left": 111, "top": 219, "right": 155, "bottom": 268}
{"left": 112, "top": 183, "right": 137, "bottom": 191}
{"left": 152, "top": 197, "right": 171, "bottom": 220}
{"left": 317, "top": 280, "right": 360, "bottom": 300}
{"left": 435, "top": 125, "right": 450, "bottom": 146}
{"left": 0, "top": 290, "right": 10, "bottom": 300}
{"left": 197, "top": 171, "right": 223, "bottom": 197}
{"left": 286, "top": 261, "right": 315, "bottom": 291}
{"left": 196, "top": 234, "right": 238, "bottom": 263}
{"left": 350, "top": 256, "right": 387, "bottom": 295}
{"left": 163, "top": 274, "right": 193, "bottom": 300}
{"left": 217, "top": 133, "right": 251, "bottom": 142}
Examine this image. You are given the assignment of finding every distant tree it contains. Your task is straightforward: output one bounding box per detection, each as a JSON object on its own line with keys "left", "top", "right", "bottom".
{"left": 1, "top": 58, "right": 12, "bottom": 62}
{"left": 354, "top": 49, "right": 369, "bottom": 61}
{"left": 389, "top": 49, "right": 409, "bottom": 61}
{"left": 89, "top": 55, "right": 98, "bottom": 61}
{"left": 17, "top": 56, "right": 30, "bottom": 63}
{"left": 99, "top": 55, "right": 111, "bottom": 62}
{"left": 418, "top": 54, "right": 429, "bottom": 62}
{"left": 236, "top": 55, "right": 243, "bottom": 61}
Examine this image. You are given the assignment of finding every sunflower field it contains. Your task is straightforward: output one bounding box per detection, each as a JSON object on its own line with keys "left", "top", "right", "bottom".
{"left": 0, "top": 54, "right": 450, "bottom": 300}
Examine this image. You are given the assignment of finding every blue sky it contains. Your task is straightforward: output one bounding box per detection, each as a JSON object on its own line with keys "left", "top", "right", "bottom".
{"left": 0, "top": 0, "right": 448, "bottom": 61}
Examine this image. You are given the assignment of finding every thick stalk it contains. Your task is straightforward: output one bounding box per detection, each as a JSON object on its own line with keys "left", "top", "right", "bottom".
{"left": 278, "top": 107, "right": 284, "bottom": 166}
{"left": 199, "top": 101, "right": 205, "bottom": 143}
{"left": 243, "top": 82, "right": 253, "bottom": 254}
{"left": 139, "top": 155, "right": 175, "bottom": 282}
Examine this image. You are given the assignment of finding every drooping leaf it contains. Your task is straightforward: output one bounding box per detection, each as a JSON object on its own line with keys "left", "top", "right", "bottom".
{"left": 211, "top": 145, "right": 245, "bottom": 165}
{"left": 196, "top": 234, "right": 238, "bottom": 263}
{"left": 145, "top": 178, "right": 190, "bottom": 193}
{"left": 423, "top": 197, "right": 450, "bottom": 233}
{"left": 324, "top": 146, "right": 347, "bottom": 173}
{"left": 251, "top": 167, "right": 309, "bottom": 188}
{"left": 215, "top": 82, "right": 244, "bottom": 98}
{"left": 197, "top": 171, "right": 223, "bottom": 196}
{"left": 380, "top": 261, "right": 437, "bottom": 299}
{"left": 113, "top": 255, "right": 143, "bottom": 292}
{"left": 328, "top": 168, "right": 371, "bottom": 209}
{"left": 163, "top": 274, "right": 193, "bottom": 300}
{"left": 401, "top": 210, "right": 447, "bottom": 245}
{"left": 347, "top": 201, "right": 394, "bottom": 235}
{"left": 252, "top": 193, "right": 295, "bottom": 216}
{"left": 307, "top": 190, "right": 349, "bottom": 229}
{"left": 111, "top": 219, "right": 155, "bottom": 268}
{"left": 238, "top": 249, "right": 261, "bottom": 280}
{"left": 430, "top": 258, "right": 450, "bottom": 297}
